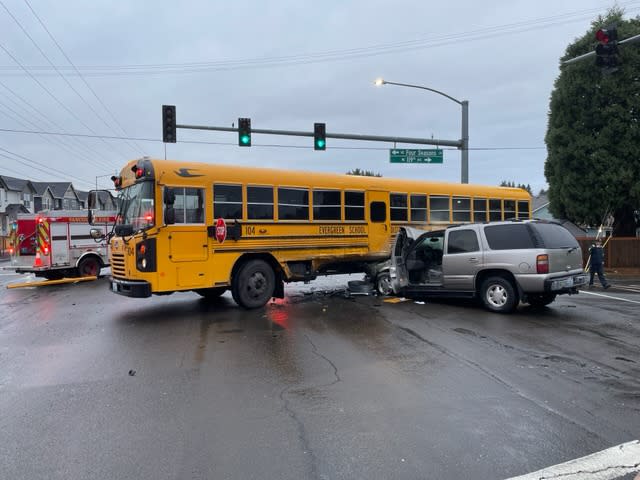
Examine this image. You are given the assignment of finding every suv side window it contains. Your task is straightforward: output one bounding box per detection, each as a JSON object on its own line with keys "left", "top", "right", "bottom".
{"left": 530, "top": 223, "right": 578, "bottom": 248}
{"left": 484, "top": 224, "right": 535, "bottom": 250}
{"left": 447, "top": 229, "right": 479, "bottom": 254}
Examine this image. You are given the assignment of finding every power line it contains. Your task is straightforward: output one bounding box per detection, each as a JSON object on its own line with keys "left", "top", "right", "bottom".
{"left": 0, "top": 39, "right": 129, "bottom": 162}
{"left": 0, "top": 97, "right": 115, "bottom": 171}
{"left": 0, "top": 3, "right": 638, "bottom": 77}
{"left": 0, "top": 81, "right": 121, "bottom": 172}
{"left": 0, "top": 0, "right": 133, "bottom": 160}
{"left": 0, "top": 147, "right": 96, "bottom": 188}
{"left": 21, "top": 0, "right": 146, "bottom": 155}
{"left": 0, "top": 126, "right": 547, "bottom": 151}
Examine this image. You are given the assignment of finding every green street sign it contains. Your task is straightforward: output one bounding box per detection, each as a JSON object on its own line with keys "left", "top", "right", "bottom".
{"left": 389, "top": 148, "right": 443, "bottom": 164}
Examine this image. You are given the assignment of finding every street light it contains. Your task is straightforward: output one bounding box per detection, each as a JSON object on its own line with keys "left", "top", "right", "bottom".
{"left": 374, "top": 78, "right": 469, "bottom": 184}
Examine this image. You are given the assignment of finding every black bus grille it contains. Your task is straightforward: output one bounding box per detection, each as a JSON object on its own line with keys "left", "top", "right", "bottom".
{"left": 111, "top": 253, "right": 126, "bottom": 278}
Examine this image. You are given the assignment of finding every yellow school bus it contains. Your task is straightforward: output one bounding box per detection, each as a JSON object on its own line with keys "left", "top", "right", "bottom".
{"left": 90, "top": 157, "right": 531, "bottom": 308}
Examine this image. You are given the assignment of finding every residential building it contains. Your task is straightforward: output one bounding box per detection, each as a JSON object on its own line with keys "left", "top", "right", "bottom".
{"left": 0, "top": 175, "right": 36, "bottom": 235}
{"left": 31, "top": 182, "right": 56, "bottom": 212}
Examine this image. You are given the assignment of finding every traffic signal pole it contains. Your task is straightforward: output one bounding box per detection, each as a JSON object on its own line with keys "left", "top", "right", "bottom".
{"left": 563, "top": 32, "right": 640, "bottom": 65}
{"left": 175, "top": 123, "right": 462, "bottom": 148}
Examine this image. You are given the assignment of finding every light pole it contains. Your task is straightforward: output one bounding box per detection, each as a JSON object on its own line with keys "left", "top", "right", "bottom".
{"left": 374, "top": 78, "right": 469, "bottom": 184}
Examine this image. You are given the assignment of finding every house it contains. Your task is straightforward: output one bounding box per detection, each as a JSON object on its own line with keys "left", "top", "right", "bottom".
{"left": 0, "top": 175, "right": 36, "bottom": 235}
{"left": 532, "top": 192, "right": 591, "bottom": 238}
{"left": 76, "top": 190, "right": 88, "bottom": 209}
{"left": 30, "top": 182, "right": 57, "bottom": 212}
{"left": 46, "top": 182, "right": 82, "bottom": 210}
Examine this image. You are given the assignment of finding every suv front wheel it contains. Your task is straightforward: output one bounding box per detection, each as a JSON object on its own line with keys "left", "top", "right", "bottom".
{"left": 480, "top": 276, "right": 518, "bottom": 313}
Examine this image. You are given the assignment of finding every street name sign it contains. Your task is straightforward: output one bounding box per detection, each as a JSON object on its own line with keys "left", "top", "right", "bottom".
{"left": 389, "top": 149, "right": 443, "bottom": 164}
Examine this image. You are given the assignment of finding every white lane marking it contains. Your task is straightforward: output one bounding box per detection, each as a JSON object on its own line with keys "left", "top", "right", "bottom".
{"left": 505, "top": 440, "right": 640, "bottom": 480}
{"left": 579, "top": 290, "right": 640, "bottom": 305}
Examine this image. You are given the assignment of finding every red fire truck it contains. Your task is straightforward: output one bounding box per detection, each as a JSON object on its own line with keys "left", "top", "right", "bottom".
{"left": 16, "top": 214, "right": 37, "bottom": 255}
{"left": 15, "top": 210, "right": 116, "bottom": 280}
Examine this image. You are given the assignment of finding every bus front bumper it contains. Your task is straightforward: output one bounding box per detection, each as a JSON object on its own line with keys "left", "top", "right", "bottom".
{"left": 109, "top": 277, "right": 152, "bottom": 298}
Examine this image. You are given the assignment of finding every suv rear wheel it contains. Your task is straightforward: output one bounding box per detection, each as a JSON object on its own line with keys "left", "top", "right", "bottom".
{"left": 480, "top": 276, "right": 518, "bottom": 313}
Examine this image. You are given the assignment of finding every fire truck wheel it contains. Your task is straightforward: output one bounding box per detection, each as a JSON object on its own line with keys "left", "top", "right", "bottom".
{"left": 77, "top": 256, "right": 102, "bottom": 277}
{"left": 232, "top": 259, "right": 275, "bottom": 309}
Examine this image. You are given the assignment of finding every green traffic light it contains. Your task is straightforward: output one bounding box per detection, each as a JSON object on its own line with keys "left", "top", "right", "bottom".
{"left": 316, "top": 139, "right": 325, "bottom": 149}
{"left": 240, "top": 135, "right": 250, "bottom": 145}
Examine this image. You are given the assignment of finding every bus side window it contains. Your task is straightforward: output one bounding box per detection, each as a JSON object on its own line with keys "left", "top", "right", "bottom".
{"left": 185, "top": 188, "right": 205, "bottom": 223}
{"left": 489, "top": 199, "right": 502, "bottom": 221}
{"left": 517, "top": 200, "right": 530, "bottom": 219}
{"left": 370, "top": 201, "right": 386, "bottom": 222}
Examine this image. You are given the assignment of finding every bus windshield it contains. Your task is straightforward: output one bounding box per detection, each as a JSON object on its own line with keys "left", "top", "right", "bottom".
{"left": 117, "top": 181, "right": 155, "bottom": 231}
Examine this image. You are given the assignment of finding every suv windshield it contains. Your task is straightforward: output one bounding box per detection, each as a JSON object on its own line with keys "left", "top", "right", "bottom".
{"left": 117, "top": 181, "right": 155, "bottom": 231}
{"left": 530, "top": 223, "right": 579, "bottom": 248}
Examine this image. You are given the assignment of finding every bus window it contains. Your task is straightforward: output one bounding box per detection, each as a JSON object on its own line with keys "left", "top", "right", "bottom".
{"left": 517, "top": 200, "right": 530, "bottom": 219}
{"left": 313, "top": 190, "right": 341, "bottom": 221}
{"left": 278, "top": 187, "right": 309, "bottom": 220}
{"left": 172, "top": 187, "right": 205, "bottom": 224}
{"left": 370, "top": 201, "right": 386, "bottom": 222}
{"left": 410, "top": 194, "right": 427, "bottom": 223}
{"left": 390, "top": 193, "right": 408, "bottom": 222}
{"left": 247, "top": 186, "right": 274, "bottom": 220}
{"left": 430, "top": 195, "right": 450, "bottom": 222}
{"left": 473, "top": 198, "right": 487, "bottom": 222}
{"left": 214, "top": 184, "right": 242, "bottom": 219}
{"left": 489, "top": 199, "right": 502, "bottom": 221}
{"left": 345, "top": 191, "right": 364, "bottom": 220}
{"left": 504, "top": 200, "right": 516, "bottom": 220}
{"left": 452, "top": 197, "right": 471, "bottom": 222}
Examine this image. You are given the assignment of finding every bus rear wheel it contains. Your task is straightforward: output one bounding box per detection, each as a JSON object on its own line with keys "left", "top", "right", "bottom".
{"left": 232, "top": 259, "right": 275, "bottom": 309}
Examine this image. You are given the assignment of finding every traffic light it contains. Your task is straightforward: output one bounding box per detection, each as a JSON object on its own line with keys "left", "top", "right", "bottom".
{"left": 238, "top": 117, "right": 251, "bottom": 146}
{"left": 595, "top": 27, "right": 619, "bottom": 69}
{"left": 314, "top": 123, "right": 326, "bottom": 151}
{"left": 162, "top": 105, "right": 176, "bottom": 143}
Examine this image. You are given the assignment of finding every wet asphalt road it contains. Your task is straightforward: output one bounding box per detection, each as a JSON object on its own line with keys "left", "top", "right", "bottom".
{"left": 0, "top": 271, "right": 639, "bottom": 480}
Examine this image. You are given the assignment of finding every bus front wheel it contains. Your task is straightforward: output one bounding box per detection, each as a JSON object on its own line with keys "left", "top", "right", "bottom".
{"left": 232, "top": 259, "right": 275, "bottom": 309}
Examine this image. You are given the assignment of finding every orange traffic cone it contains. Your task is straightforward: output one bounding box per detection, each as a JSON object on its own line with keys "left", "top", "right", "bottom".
{"left": 33, "top": 251, "right": 43, "bottom": 267}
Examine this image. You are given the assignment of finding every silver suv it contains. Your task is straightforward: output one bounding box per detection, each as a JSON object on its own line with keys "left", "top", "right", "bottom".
{"left": 390, "top": 220, "right": 589, "bottom": 313}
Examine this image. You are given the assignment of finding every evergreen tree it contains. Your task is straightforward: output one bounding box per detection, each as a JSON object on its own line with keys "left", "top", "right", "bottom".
{"left": 346, "top": 168, "right": 382, "bottom": 177}
{"left": 545, "top": 8, "right": 640, "bottom": 236}
{"left": 500, "top": 180, "right": 532, "bottom": 194}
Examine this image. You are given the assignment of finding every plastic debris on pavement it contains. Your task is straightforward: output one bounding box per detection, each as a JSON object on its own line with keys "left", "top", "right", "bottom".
{"left": 383, "top": 297, "right": 410, "bottom": 303}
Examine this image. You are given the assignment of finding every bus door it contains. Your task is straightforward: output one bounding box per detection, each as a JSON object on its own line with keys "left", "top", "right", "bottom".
{"left": 367, "top": 191, "right": 391, "bottom": 255}
{"left": 164, "top": 187, "right": 209, "bottom": 288}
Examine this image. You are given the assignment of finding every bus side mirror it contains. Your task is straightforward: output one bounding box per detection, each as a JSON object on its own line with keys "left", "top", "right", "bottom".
{"left": 87, "top": 190, "right": 115, "bottom": 226}
{"left": 163, "top": 188, "right": 175, "bottom": 205}
{"left": 164, "top": 207, "right": 175, "bottom": 225}
{"left": 90, "top": 228, "right": 104, "bottom": 240}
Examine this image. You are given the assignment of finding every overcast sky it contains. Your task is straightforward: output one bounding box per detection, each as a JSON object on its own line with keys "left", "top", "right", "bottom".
{"left": 0, "top": 0, "right": 636, "bottom": 193}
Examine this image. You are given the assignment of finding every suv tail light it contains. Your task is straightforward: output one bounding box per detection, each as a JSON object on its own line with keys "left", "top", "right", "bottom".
{"left": 536, "top": 254, "right": 549, "bottom": 274}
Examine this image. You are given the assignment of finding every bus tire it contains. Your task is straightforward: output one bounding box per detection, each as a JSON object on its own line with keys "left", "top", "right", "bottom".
{"left": 77, "top": 256, "right": 102, "bottom": 277}
{"left": 480, "top": 276, "right": 518, "bottom": 313}
{"left": 232, "top": 259, "right": 275, "bottom": 309}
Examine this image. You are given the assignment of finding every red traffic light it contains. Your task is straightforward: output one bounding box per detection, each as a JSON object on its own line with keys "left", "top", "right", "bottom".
{"left": 596, "top": 29, "right": 610, "bottom": 43}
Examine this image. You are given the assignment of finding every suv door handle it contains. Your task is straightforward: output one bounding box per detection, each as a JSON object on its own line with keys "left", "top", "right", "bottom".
{"left": 468, "top": 257, "right": 479, "bottom": 263}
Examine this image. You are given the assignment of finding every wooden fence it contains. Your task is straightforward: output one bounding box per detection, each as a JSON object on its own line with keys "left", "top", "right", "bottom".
{"left": 577, "top": 237, "right": 640, "bottom": 270}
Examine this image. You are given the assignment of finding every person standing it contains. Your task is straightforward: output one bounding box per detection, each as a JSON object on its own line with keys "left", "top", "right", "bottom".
{"left": 588, "top": 240, "right": 610, "bottom": 289}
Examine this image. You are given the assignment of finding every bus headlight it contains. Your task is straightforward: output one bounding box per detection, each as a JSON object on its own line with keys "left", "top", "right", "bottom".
{"left": 136, "top": 238, "right": 156, "bottom": 272}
